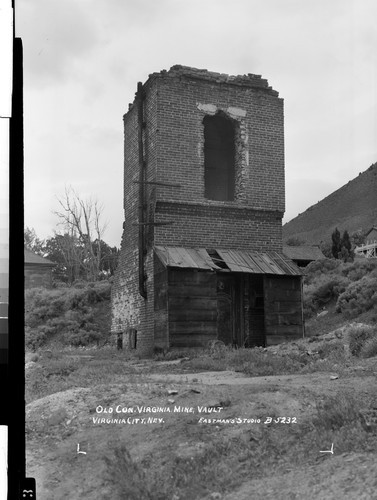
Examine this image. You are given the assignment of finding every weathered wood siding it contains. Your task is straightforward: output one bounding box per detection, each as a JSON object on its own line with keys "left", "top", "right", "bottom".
{"left": 217, "top": 275, "right": 235, "bottom": 345}
{"left": 168, "top": 269, "right": 217, "bottom": 348}
{"left": 246, "top": 275, "right": 265, "bottom": 347}
{"left": 24, "top": 265, "right": 53, "bottom": 289}
{"left": 154, "top": 255, "right": 169, "bottom": 348}
{"left": 264, "top": 275, "right": 303, "bottom": 345}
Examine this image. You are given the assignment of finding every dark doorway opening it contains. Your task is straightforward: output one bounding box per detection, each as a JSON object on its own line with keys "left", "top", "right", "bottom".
{"left": 216, "top": 274, "right": 243, "bottom": 347}
{"left": 216, "top": 273, "right": 266, "bottom": 348}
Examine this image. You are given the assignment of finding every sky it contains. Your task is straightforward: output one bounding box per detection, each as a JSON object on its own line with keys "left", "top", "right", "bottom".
{"left": 16, "top": 0, "right": 377, "bottom": 247}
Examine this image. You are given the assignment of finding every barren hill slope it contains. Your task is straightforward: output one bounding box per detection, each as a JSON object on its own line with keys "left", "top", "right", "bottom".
{"left": 283, "top": 162, "right": 377, "bottom": 244}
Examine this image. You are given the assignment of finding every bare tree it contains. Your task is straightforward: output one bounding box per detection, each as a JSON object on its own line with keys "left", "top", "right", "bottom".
{"left": 54, "top": 186, "right": 108, "bottom": 282}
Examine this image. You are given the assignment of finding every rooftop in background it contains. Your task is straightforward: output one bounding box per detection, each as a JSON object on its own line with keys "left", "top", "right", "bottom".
{"left": 283, "top": 245, "right": 324, "bottom": 262}
{"left": 24, "top": 248, "right": 54, "bottom": 266}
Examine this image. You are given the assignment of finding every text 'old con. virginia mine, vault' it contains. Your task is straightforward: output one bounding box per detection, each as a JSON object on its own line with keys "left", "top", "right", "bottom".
{"left": 111, "top": 65, "right": 304, "bottom": 355}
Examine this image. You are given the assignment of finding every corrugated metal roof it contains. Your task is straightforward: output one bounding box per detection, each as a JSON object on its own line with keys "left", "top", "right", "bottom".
{"left": 216, "top": 249, "right": 302, "bottom": 275}
{"left": 24, "top": 249, "right": 55, "bottom": 266}
{"left": 154, "top": 246, "right": 220, "bottom": 270}
{"left": 283, "top": 245, "right": 324, "bottom": 261}
{"left": 155, "top": 246, "right": 302, "bottom": 275}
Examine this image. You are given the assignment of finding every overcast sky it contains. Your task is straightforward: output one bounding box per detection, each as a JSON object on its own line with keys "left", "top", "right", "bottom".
{"left": 17, "top": 0, "right": 377, "bottom": 247}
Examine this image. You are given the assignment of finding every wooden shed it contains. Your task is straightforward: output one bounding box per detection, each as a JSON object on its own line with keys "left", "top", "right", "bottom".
{"left": 283, "top": 245, "right": 324, "bottom": 267}
{"left": 154, "top": 246, "right": 304, "bottom": 349}
{"left": 24, "top": 249, "right": 55, "bottom": 289}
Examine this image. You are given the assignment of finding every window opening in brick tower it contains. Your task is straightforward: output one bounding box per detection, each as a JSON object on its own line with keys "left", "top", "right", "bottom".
{"left": 203, "top": 113, "right": 235, "bottom": 201}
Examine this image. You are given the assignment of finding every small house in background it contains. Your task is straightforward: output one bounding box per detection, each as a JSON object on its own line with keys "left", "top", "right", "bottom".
{"left": 24, "top": 249, "right": 55, "bottom": 289}
{"left": 283, "top": 245, "right": 324, "bottom": 267}
{"left": 354, "top": 226, "right": 377, "bottom": 259}
{"left": 112, "top": 65, "right": 304, "bottom": 355}
{"left": 365, "top": 226, "right": 377, "bottom": 244}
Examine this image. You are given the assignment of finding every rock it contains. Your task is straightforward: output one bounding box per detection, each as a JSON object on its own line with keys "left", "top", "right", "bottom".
{"left": 168, "top": 389, "right": 178, "bottom": 395}
{"left": 220, "top": 399, "right": 231, "bottom": 407}
{"left": 175, "top": 442, "right": 206, "bottom": 460}
{"left": 25, "top": 352, "right": 39, "bottom": 363}
{"left": 48, "top": 408, "right": 68, "bottom": 426}
{"left": 317, "top": 310, "right": 328, "bottom": 318}
{"left": 330, "top": 375, "right": 339, "bottom": 380}
{"left": 25, "top": 361, "right": 37, "bottom": 370}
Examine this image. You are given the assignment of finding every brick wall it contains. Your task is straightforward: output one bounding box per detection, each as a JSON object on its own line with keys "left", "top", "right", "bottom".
{"left": 155, "top": 202, "right": 283, "bottom": 251}
{"left": 112, "top": 66, "right": 285, "bottom": 354}
{"left": 111, "top": 83, "right": 158, "bottom": 355}
{"left": 153, "top": 67, "right": 285, "bottom": 213}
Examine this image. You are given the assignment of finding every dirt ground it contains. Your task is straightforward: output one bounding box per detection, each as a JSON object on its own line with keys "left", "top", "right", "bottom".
{"left": 26, "top": 349, "right": 377, "bottom": 500}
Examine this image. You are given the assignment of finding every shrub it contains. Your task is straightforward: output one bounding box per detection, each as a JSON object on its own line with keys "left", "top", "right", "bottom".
{"left": 304, "top": 260, "right": 377, "bottom": 319}
{"left": 359, "top": 335, "right": 377, "bottom": 358}
{"left": 104, "top": 444, "right": 162, "bottom": 500}
{"left": 45, "top": 357, "right": 79, "bottom": 378}
{"left": 62, "top": 329, "right": 102, "bottom": 347}
{"left": 313, "top": 393, "right": 360, "bottom": 430}
{"left": 347, "top": 324, "right": 376, "bottom": 356}
{"left": 25, "top": 281, "right": 111, "bottom": 348}
{"left": 25, "top": 326, "right": 47, "bottom": 351}
{"left": 341, "top": 260, "right": 377, "bottom": 282}
{"left": 304, "top": 274, "right": 350, "bottom": 317}
{"left": 304, "top": 258, "right": 342, "bottom": 284}
{"left": 336, "top": 275, "right": 377, "bottom": 317}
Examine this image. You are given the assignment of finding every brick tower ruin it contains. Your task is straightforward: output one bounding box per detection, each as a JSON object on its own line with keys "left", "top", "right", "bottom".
{"left": 111, "top": 65, "right": 303, "bottom": 355}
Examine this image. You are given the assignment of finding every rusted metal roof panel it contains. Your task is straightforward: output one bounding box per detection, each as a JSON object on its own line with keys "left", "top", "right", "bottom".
{"left": 154, "top": 246, "right": 219, "bottom": 270}
{"left": 216, "top": 249, "right": 303, "bottom": 276}
{"left": 155, "top": 246, "right": 302, "bottom": 275}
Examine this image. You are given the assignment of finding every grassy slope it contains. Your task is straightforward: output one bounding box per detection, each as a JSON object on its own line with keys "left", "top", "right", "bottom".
{"left": 283, "top": 162, "right": 377, "bottom": 244}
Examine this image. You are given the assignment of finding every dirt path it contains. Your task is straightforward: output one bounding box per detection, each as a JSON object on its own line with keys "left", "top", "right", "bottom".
{"left": 26, "top": 358, "right": 377, "bottom": 499}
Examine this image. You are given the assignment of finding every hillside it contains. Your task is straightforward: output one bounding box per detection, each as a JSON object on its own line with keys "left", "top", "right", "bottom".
{"left": 283, "top": 162, "right": 377, "bottom": 244}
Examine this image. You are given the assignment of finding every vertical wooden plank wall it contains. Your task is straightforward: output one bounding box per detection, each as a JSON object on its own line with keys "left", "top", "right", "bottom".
{"left": 168, "top": 269, "right": 217, "bottom": 347}
{"left": 247, "top": 275, "right": 265, "bottom": 347}
{"left": 264, "top": 275, "right": 303, "bottom": 345}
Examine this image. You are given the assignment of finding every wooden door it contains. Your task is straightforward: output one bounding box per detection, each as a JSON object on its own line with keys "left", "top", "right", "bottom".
{"left": 217, "top": 275, "right": 243, "bottom": 346}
